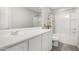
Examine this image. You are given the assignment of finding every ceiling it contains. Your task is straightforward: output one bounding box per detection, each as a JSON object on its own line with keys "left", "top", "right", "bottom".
{"left": 50, "top": 7, "right": 74, "bottom": 10}
{"left": 27, "top": 7, "right": 41, "bottom": 13}
{"left": 27, "top": 7, "right": 75, "bottom": 13}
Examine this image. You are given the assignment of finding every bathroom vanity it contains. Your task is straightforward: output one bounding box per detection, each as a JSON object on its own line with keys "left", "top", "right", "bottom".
{"left": 0, "top": 27, "right": 52, "bottom": 51}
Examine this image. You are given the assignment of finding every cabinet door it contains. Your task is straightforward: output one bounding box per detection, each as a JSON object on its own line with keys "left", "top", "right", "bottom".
{"left": 29, "top": 35, "right": 42, "bottom": 51}
{"left": 48, "top": 31, "right": 52, "bottom": 50}
{"left": 42, "top": 31, "right": 52, "bottom": 51}
{"left": 5, "top": 41, "right": 28, "bottom": 51}
{"left": 42, "top": 32, "right": 49, "bottom": 51}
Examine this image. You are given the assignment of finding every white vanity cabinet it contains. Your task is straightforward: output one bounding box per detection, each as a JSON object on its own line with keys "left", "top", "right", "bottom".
{"left": 29, "top": 35, "right": 42, "bottom": 51}
{"left": 5, "top": 40, "right": 28, "bottom": 51}
{"left": 3, "top": 29, "right": 52, "bottom": 51}
{"left": 29, "top": 31, "right": 52, "bottom": 51}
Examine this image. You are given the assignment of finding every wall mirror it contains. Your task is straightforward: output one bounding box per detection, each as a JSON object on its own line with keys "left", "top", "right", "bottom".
{"left": 0, "top": 7, "right": 42, "bottom": 30}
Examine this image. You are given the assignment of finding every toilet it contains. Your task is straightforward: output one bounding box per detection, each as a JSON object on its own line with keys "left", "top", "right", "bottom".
{"left": 52, "top": 34, "right": 60, "bottom": 47}
{"left": 52, "top": 33, "right": 76, "bottom": 46}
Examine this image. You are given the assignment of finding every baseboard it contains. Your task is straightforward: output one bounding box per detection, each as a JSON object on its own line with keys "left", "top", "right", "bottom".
{"left": 76, "top": 45, "right": 79, "bottom": 49}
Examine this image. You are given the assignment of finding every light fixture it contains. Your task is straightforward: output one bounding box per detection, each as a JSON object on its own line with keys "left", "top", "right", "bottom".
{"left": 65, "top": 14, "right": 70, "bottom": 18}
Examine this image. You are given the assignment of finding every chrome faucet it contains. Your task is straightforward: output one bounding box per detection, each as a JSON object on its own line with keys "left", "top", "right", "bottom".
{"left": 11, "top": 30, "right": 18, "bottom": 35}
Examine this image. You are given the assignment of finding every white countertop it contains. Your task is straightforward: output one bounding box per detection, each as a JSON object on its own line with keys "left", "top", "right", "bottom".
{"left": 0, "top": 27, "right": 51, "bottom": 50}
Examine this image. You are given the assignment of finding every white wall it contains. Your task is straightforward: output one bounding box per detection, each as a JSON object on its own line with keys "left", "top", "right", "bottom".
{"left": 55, "top": 11, "right": 70, "bottom": 34}
{"left": 0, "top": 8, "right": 9, "bottom": 29}
{"left": 75, "top": 8, "right": 79, "bottom": 48}
{"left": 8, "top": 7, "right": 39, "bottom": 28}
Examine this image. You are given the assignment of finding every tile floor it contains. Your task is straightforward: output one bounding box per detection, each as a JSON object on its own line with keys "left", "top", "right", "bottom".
{"left": 51, "top": 42, "right": 79, "bottom": 51}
